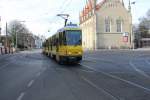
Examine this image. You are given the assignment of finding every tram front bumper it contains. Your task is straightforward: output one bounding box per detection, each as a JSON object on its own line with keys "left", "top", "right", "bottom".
{"left": 62, "top": 56, "right": 82, "bottom": 62}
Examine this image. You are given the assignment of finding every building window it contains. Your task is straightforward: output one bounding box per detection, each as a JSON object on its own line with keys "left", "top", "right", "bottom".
{"left": 116, "top": 19, "right": 122, "bottom": 32}
{"left": 105, "top": 17, "right": 111, "bottom": 32}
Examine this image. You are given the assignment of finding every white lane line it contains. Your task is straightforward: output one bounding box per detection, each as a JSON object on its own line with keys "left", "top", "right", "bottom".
{"left": 0, "top": 56, "right": 18, "bottom": 71}
{"left": 36, "top": 72, "right": 41, "bottom": 77}
{"left": 83, "top": 59, "right": 97, "bottom": 63}
{"left": 81, "top": 76, "right": 119, "bottom": 100}
{"left": 87, "top": 57, "right": 113, "bottom": 62}
{"left": 0, "top": 62, "right": 12, "bottom": 70}
{"left": 17, "top": 92, "right": 25, "bottom": 100}
{"left": 27, "top": 80, "right": 35, "bottom": 88}
{"left": 108, "top": 72, "right": 131, "bottom": 74}
{"left": 80, "top": 69, "right": 94, "bottom": 73}
{"left": 129, "top": 61, "right": 150, "bottom": 78}
{"left": 80, "top": 64, "right": 150, "bottom": 93}
{"left": 86, "top": 57, "right": 121, "bottom": 66}
{"left": 145, "top": 59, "right": 150, "bottom": 65}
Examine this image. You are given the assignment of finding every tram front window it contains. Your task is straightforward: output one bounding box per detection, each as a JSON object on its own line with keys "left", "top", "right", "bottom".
{"left": 66, "top": 30, "right": 82, "bottom": 45}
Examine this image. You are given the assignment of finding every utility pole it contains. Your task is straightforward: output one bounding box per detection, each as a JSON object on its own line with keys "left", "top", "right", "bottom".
{"left": 5, "top": 22, "right": 8, "bottom": 54}
{"left": 57, "top": 14, "right": 69, "bottom": 27}
{"left": 0, "top": 16, "right": 2, "bottom": 54}
{"left": 15, "top": 27, "right": 18, "bottom": 51}
{"left": 0, "top": 16, "right": 1, "bottom": 42}
{"left": 128, "top": 0, "right": 136, "bottom": 50}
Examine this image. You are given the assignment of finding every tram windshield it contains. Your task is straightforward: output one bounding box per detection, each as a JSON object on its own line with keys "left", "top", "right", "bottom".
{"left": 66, "top": 30, "right": 82, "bottom": 45}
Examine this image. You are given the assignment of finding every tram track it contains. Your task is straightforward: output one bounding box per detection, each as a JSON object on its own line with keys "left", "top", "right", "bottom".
{"left": 79, "top": 63, "right": 150, "bottom": 93}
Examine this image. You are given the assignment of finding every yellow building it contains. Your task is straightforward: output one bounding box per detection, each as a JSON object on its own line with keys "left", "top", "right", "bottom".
{"left": 80, "top": 0, "right": 133, "bottom": 50}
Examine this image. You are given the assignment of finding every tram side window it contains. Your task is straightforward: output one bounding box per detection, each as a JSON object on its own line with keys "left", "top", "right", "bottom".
{"left": 63, "top": 31, "right": 67, "bottom": 45}
{"left": 47, "top": 40, "right": 49, "bottom": 50}
{"left": 51, "top": 38, "right": 53, "bottom": 46}
{"left": 56, "top": 37, "right": 59, "bottom": 45}
{"left": 53, "top": 37, "right": 55, "bottom": 46}
{"left": 46, "top": 40, "right": 48, "bottom": 47}
{"left": 49, "top": 39, "right": 50, "bottom": 46}
{"left": 43, "top": 42, "right": 45, "bottom": 47}
{"left": 59, "top": 32, "right": 63, "bottom": 45}
{"left": 50, "top": 39, "right": 52, "bottom": 50}
{"left": 53, "top": 36, "right": 56, "bottom": 46}
{"left": 59, "top": 32, "right": 61, "bottom": 45}
{"left": 52, "top": 37, "right": 54, "bottom": 46}
{"left": 54, "top": 36, "right": 57, "bottom": 46}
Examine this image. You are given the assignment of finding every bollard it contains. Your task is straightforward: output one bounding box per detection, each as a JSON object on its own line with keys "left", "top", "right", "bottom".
{"left": 9, "top": 47, "right": 10, "bottom": 54}
{"left": 0, "top": 47, "right": 1, "bottom": 55}
{"left": 1, "top": 47, "right": 3, "bottom": 55}
{"left": 5, "top": 48, "right": 7, "bottom": 54}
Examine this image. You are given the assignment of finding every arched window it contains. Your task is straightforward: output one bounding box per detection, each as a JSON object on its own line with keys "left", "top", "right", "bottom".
{"left": 116, "top": 19, "right": 122, "bottom": 32}
{"left": 105, "top": 17, "right": 111, "bottom": 32}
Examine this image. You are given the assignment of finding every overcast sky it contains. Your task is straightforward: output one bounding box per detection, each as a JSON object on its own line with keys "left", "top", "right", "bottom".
{"left": 0, "top": 0, "right": 149, "bottom": 38}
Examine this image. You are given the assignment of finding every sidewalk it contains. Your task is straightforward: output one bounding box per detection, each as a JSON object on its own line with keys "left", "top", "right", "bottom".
{"left": 84, "top": 48, "right": 150, "bottom": 53}
{"left": 133, "top": 48, "right": 150, "bottom": 51}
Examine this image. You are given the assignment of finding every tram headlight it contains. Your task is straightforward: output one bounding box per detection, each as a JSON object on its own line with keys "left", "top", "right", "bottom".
{"left": 68, "top": 52, "right": 72, "bottom": 55}
{"left": 78, "top": 52, "right": 82, "bottom": 54}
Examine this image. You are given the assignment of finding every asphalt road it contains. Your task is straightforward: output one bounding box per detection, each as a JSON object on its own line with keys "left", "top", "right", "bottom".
{"left": 0, "top": 49, "right": 150, "bottom": 100}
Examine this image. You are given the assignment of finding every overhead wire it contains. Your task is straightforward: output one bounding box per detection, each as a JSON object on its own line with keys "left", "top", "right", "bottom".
{"left": 48, "top": 0, "right": 74, "bottom": 32}
{"left": 48, "top": 0, "right": 72, "bottom": 24}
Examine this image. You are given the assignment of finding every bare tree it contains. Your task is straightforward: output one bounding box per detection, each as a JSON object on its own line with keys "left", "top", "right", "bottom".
{"left": 138, "top": 9, "right": 150, "bottom": 38}
{"left": 7, "top": 20, "right": 30, "bottom": 49}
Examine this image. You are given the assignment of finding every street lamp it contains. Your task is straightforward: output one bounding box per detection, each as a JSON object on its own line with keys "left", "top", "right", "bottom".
{"left": 0, "top": 16, "right": 1, "bottom": 43}
{"left": 5, "top": 22, "right": 8, "bottom": 53}
{"left": 128, "top": 0, "right": 136, "bottom": 50}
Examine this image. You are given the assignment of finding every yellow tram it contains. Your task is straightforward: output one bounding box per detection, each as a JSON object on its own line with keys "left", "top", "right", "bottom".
{"left": 43, "top": 24, "right": 83, "bottom": 64}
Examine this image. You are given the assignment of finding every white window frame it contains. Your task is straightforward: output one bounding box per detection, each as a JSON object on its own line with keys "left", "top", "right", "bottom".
{"left": 116, "top": 18, "right": 123, "bottom": 32}
{"left": 105, "top": 17, "right": 111, "bottom": 32}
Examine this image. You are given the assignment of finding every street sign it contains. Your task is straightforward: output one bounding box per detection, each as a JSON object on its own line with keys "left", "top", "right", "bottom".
{"left": 123, "top": 32, "right": 129, "bottom": 37}
{"left": 123, "top": 36, "right": 128, "bottom": 42}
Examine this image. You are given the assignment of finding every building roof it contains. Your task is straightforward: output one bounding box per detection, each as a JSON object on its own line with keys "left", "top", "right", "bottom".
{"left": 95, "top": 0, "right": 106, "bottom": 10}
{"left": 80, "top": 0, "right": 106, "bottom": 17}
{"left": 80, "top": 0, "right": 124, "bottom": 17}
{"left": 57, "top": 26, "right": 81, "bottom": 33}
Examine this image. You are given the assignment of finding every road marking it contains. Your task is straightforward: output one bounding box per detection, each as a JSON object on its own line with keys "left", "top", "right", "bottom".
{"left": 82, "top": 59, "right": 97, "bottom": 63}
{"left": 129, "top": 61, "right": 150, "bottom": 78}
{"left": 80, "top": 69, "right": 94, "bottom": 73}
{"left": 36, "top": 72, "right": 41, "bottom": 77}
{"left": 87, "top": 57, "right": 113, "bottom": 62}
{"left": 80, "top": 64, "right": 150, "bottom": 93}
{"left": 17, "top": 92, "right": 25, "bottom": 100}
{"left": 81, "top": 76, "right": 119, "bottom": 100}
{"left": 86, "top": 57, "right": 120, "bottom": 65}
{"left": 108, "top": 72, "right": 132, "bottom": 74}
{"left": 0, "top": 62, "right": 11, "bottom": 70}
{"left": 145, "top": 59, "right": 150, "bottom": 65}
{"left": 0, "top": 55, "right": 19, "bottom": 71}
{"left": 27, "top": 80, "right": 34, "bottom": 88}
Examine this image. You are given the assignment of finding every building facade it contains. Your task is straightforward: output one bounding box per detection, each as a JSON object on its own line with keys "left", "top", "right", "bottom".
{"left": 80, "top": 0, "right": 133, "bottom": 50}
{"left": 17, "top": 33, "right": 35, "bottom": 49}
{"left": 34, "top": 36, "right": 43, "bottom": 49}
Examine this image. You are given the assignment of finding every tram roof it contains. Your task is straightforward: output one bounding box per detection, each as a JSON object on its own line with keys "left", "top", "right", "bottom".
{"left": 57, "top": 26, "right": 81, "bottom": 33}
{"left": 46, "top": 25, "right": 81, "bottom": 39}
